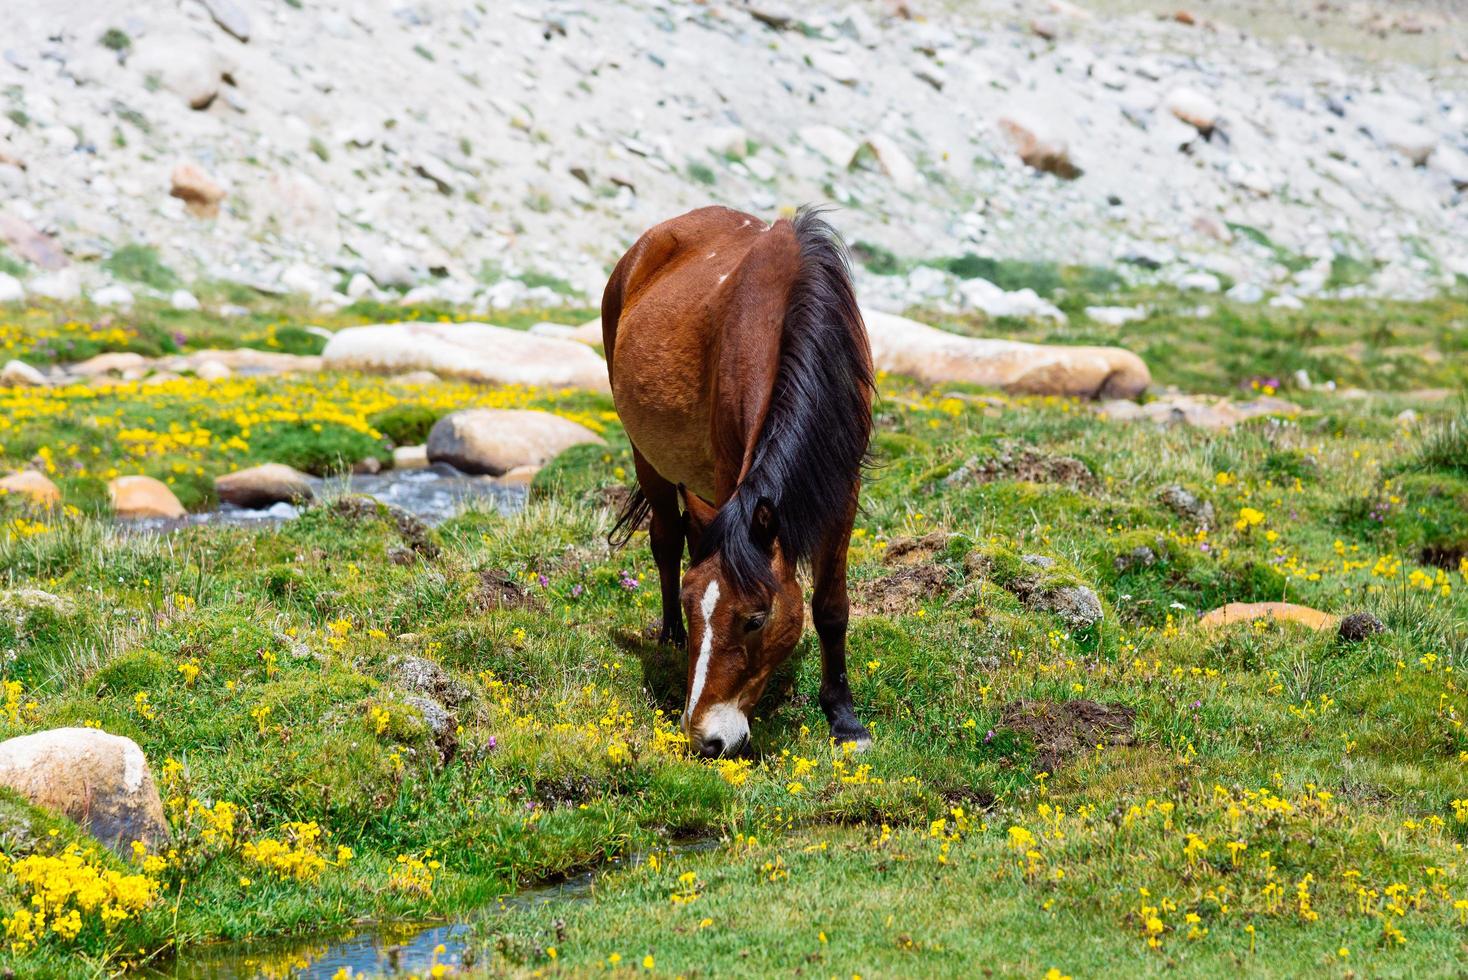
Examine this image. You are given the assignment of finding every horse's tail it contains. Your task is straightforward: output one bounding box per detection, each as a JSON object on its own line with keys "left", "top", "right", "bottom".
{"left": 607, "top": 484, "right": 651, "bottom": 550}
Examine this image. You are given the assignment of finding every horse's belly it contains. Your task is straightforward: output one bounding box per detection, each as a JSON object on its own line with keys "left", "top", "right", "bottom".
{"left": 613, "top": 322, "right": 717, "bottom": 499}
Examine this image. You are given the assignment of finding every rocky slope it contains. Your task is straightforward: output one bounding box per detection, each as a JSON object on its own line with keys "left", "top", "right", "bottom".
{"left": 1, "top": 0, "right": 1465, "bottom": 311}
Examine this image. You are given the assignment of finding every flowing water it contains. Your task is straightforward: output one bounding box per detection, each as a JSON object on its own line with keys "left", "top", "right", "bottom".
{"left": 123, "top": 464, "right": 528, "bottom": 531}
{"left": 149, "top": 837, "right": 720, "bottom": 978}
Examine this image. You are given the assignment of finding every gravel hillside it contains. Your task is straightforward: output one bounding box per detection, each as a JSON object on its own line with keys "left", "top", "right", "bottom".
{"left": 1, "top": 0, "right": 1465, "bottom": 310}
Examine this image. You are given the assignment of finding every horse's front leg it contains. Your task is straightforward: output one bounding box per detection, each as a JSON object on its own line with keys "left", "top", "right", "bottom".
{"left": 811, "top": 500, "right": 870, "bottom": 749}
{"left": 632, "top": 450, "right": 687, "bottom": 647}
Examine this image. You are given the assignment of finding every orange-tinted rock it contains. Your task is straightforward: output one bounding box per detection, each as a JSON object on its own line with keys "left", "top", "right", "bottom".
{"left": 1198, "top": 602, "right": 1339, "bottom": 631}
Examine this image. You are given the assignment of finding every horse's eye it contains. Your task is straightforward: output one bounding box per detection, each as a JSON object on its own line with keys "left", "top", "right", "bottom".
{"left": 744, "top": 612, "right": 768, "bottom": 633}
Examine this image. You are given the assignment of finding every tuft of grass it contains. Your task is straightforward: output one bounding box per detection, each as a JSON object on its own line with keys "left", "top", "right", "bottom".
{"left": 687, "top": 161, "right": 717, "bottom": 186}
{"left": 1389, "top": 400, "right": 1468, "bottom": 478}
{"left": 102, "top": 243, "right": 181, "bottom": 291}
{"left": 0, "top": 246, "right": 25, "bottom": 277}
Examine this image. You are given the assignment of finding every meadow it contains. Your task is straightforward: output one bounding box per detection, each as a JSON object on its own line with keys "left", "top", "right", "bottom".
{"left": 0, "top": 288, "right": 1465, "bottom": 978}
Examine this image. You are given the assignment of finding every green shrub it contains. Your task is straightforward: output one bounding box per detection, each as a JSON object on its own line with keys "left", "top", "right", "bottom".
{"left": 99, "top": 28, "right": 131, "bottom": 52}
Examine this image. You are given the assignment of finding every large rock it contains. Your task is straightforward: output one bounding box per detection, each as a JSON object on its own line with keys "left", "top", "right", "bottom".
{"left": 109, "top": 475, "right": 186, "bottom": 519}
{"left": 215, "top": 463, "right": 317, "bottom": 508}
{"left": 321, "top": 322, "right": 610, "bottom": 392}
{"left": 0, "top": 273, "right": 25, "bottom": 304}
{"left": 72, "top": 352, "right": 148, "bottom": 377}
{"left": 863, "top": 310, "right": 1149, "bottom": 399}
{"left": 0, "top": 728, "right": 170, "bottom": 852}
{"left": 130, "top": 35, "right": 231, "bottom": 109}
{"left": 1, "top": 359, "right": 46, "bottom": 386}
{"left": 0, "top": 213, "right": 67, "bottom": 270}
{"left": 427, "top": 409, "right": 604, "bottom": 476}
{"left": 0, "top": 470, "right": 60, "bottom": 506}
{"left": 171, "top": 162, "right": 227, "bottom": 218}
{"left": 28, "top": 269, "right": 81, "bottom": 301}
{"left": 91, "top": 284, "right": 135, "bottom": 308}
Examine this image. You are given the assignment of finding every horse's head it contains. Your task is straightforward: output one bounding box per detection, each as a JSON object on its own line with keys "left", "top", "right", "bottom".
{"left": 678, "top": 490, "right": 804, "bottom": 758}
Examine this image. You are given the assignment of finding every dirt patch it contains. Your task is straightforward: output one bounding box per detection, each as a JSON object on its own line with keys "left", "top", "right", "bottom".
{"left": 936, "top": 784, "right": 997, "bottom": 811}
{"left": 1420, "top": 543, "right": 1465, "bottom": 571}
{"left": 474, "top": 568, "right": 545, "bottom": 612}
{"left": 854, "top": 563, "right": 950, "bottom": 614}
{"left": 945, "top": 443, "right": 1094, "bottom": 488}
{"left": 884, "top": 531, "right": 951, "bottom": 566}
{"left": 1001, "top": 699, "right": 1136, "bottom": 774}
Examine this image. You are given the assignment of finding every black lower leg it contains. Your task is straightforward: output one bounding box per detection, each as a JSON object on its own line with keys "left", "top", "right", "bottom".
{"left": 815, "top": 616, "right": 870, "bottom": 745}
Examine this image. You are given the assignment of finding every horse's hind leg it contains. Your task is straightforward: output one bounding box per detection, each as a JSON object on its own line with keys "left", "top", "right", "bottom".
{"left": 632, "top": 449, "right": 687, "bottom": 647}
{"left": 811, "top": 497, "right": 871, "bottom": 749}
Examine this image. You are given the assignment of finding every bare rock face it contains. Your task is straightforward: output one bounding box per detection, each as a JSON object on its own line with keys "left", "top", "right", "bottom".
{"left": 214, "top": 463, "right": 317, "bottom": 508}
{"left": 108, "top": 475, "right": 186, "bottom": 519}
{"left": 321, "top": 322, "right": 611, "bottom": 393}
{"left": 0, "top": 727, "right": 170, "bottom": 853}
{"left": 426, "top": 409, "right": 604, "bottom": 476}
{"left": 0, "top": 470, "right": 61, "bottom": 507}
{"left": 171, "top": 162, "right": 227, "bottom": 218}
{"left": 863, "top": 310, "right": 1149, "bottom": 399}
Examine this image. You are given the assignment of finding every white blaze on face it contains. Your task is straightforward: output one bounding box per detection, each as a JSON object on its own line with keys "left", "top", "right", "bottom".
{"left": 685, "top": 579, "right": 721, "bottom": 727}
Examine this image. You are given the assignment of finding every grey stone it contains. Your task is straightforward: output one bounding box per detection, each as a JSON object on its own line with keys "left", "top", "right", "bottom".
{"left": 1157, "top": 484, "right": 1215, "bottom": 529}
{"left": 1033, "top": 585, "right": 1104, "bottom": 629}
{"left": 389, "top": 654, "right": 471, "bottom": 707}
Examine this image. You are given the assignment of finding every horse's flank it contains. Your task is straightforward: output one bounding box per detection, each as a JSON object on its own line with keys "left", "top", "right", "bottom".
{"left": 603, "top": 205, "right": 873, "bottom": 594}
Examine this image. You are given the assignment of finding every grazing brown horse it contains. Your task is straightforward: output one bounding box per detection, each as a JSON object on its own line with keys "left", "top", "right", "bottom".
{"left": 602, "top": 205, "right": 873, "bottom": 758}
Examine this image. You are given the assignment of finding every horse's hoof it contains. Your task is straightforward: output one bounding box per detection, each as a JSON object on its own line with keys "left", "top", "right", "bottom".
{"left": 831, "top": 724, "right": 872, "bottom": 752}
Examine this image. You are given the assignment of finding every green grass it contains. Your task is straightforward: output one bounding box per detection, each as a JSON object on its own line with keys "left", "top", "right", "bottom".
{"left": 101, "top": 244, "right": 181, "bottom": 291}
{"left": 0, "top": 296, "right": 1465, "bottom": 977}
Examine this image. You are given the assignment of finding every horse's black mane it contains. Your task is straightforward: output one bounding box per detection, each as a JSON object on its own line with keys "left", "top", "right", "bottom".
{"left": 692, "top": 206, "right": 874, "bottom": 594}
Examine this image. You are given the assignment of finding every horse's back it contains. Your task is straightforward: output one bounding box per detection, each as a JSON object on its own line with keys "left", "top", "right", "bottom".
{"left": 604, "top": 207, "right": 797, "bottom": 499}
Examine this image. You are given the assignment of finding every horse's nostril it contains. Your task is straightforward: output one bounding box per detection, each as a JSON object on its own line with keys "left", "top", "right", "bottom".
{"left": 698, "top": 736, "right": 725, "bottom": 759}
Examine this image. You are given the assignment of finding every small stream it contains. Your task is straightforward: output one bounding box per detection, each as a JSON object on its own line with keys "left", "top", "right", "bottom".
{"left": 127, "top": 464, "right": 528, "bottom": 531}
{"left": 150, "top": 837, "right": 720, "bottom": 978}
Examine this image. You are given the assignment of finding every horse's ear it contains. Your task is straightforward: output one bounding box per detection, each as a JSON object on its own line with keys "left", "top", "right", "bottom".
{"left": 679, "top": 486, "right": 718, "bottom": 550}
{"left": 750, "top": 496, "right": 778, "bottom": 553}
